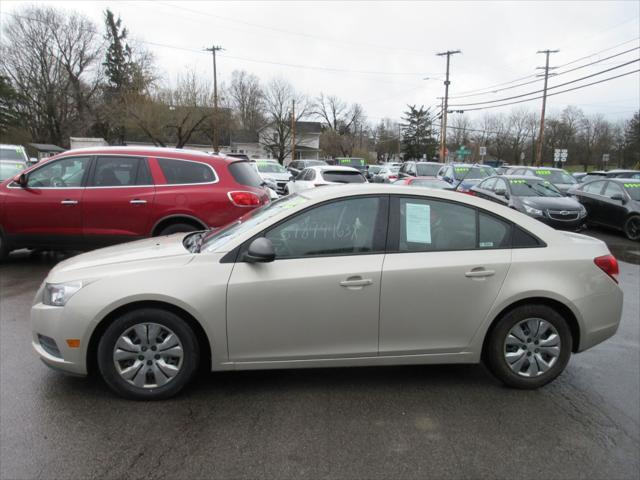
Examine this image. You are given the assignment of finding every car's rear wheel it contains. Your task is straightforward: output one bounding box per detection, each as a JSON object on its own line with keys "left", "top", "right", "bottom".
{"left": 623, "top": 215, "right": 640, "bottom": 241}
{"left": 485, "top": 304, "right": 572, "bottom": 389}
{"left": 158, "top": 222, "right": 200, "bottom": 236}
{"left": 97, "top": 308, "right": 200, "bottom": 400}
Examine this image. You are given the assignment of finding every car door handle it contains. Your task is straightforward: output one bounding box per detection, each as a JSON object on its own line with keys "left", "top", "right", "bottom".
{"left": 465, "top": 268, "right": 495, "bottom": 278}
{"left": 60, "top": 200, "right": 78, "bottom": 205}
{"left": 340, "top": 277, "right": 373, "bottom": 288}
{"left": 130, "top": 199, "right": 147, "bottom": 205}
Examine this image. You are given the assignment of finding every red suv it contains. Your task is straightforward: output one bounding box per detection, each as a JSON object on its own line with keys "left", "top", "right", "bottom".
{"left": 0, "top": 147, "right": 270, "bottom": 259}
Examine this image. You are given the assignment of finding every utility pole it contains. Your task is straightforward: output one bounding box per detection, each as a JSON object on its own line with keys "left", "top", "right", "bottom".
{"left": 436, "top": 50, "right": 461, "bottom": 163}
{"left": 290, "top": 100, "right": 296, "bottom": 164}
{"left": 204, "top": 45, "right": 224, "bottom": 153}
{"left": 535, "top": 49, "right": 559, "bottom": 165}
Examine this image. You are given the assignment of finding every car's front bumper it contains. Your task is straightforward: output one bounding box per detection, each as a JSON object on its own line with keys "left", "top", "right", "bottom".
{"left": 31, "top": 302, "right": 89, "bottom": 376}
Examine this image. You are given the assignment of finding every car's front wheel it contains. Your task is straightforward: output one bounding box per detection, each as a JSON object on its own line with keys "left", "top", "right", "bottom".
{"left": 97, "top": 308, "right": 200, "bottom": 400}
{"left": 484, "top": 304, "right": 572, "bottom": 389}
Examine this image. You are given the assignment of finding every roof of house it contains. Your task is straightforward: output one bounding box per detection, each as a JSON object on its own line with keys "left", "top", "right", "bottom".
{"left": 258, "top": 121, "right": 322, "bottom": 135}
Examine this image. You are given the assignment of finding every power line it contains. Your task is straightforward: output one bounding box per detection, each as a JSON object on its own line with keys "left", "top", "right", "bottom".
{"left": 449, "top": 58, "right": 639, "bottom": 107}
{"left": 458, "top": 69, "right": 640, "bottom": 112}
{"left": 448, "top": 46, "right": 639, "bottom": 99}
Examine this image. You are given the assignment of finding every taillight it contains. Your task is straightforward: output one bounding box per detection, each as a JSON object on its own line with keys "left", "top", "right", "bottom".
{"left": 594, "top": 254, "right": 619, "bottom": 283}
{"left": 227, "top": 191, "right": 262, "bottom": 207}
{"left": 388, "top": 175, "right": 397, "bottom": 180}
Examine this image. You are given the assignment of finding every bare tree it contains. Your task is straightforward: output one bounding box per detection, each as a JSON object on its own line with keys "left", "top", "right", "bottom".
{"left": 260, "top": 78, "right": 308, "bottom": 163}
{"left": 229, "top": 70, "right": 265, "bottom": 132}
{"left": 1, "top": 6, "right": 102, "bottom": 146}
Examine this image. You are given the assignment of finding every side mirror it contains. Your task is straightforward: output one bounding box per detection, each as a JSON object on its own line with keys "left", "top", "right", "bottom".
{"left": 611, "top": 193, "right": 627, "bottom": 204}
{"left": 244, "top": 237, "right": 275, "bottom": 263}
{"left": 14, "top": 173, "right": 28, "bottom": 187}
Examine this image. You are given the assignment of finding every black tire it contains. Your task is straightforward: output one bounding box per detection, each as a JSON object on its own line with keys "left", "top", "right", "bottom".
{"left": 623, "top": 215, "right": 640, "bottom": 241}
{"left": 484, "top": 304, "right": 572, "bottom": 389}
{"left": 97, "top": 308, "right": 200, "bottom": 400}
{"left": 0, "top": 231, "right": 9, "bottom": 262}
{"left": 158, "top": 222, "right": 200, "bottom": 236}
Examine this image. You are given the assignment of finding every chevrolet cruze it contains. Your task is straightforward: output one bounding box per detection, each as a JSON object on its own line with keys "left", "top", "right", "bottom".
{"left": 31, "top": 184, "right": 623, "bottom": 399}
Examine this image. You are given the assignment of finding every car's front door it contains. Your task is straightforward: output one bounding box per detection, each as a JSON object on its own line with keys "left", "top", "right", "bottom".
{"left": 601, "top": 181, "right": 629, "bottom": 230}
{"left": 82, "top": 155, "right": 156, "bottom": 243}
{"left": 226, "top": 195, "right": 388, "bottom": 362}
{"left": 379, "top": 196, "right": 512, "bottom": 354}
{"left": 2, "top": 156, "right": 91, "bottom": 248}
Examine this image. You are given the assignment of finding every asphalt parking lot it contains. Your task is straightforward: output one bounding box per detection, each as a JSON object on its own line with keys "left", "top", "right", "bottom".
{"left": 1, "top": 229, "right": 638, "bottom": 480}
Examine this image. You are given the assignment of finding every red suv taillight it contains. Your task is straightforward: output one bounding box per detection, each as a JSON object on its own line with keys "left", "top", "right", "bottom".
{"left": 227, "top": 191, "right": 262, "bottom": 207}
{"left": 594, "top": 254, "right": 619, "bottom": 283}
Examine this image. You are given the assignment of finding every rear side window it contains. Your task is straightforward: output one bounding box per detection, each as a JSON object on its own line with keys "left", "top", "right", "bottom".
{"left": 158, "top": 158, "right": 216, "bottom": 184}
{"left": 228, "top": 161, "right": 262, "bottom": 187}
{"left": 479, "top": 212, "right": 511, "bottom": 249}
{"left": 582, "top": 180, "right": 606, "bottom": 195}
{"left": 512, "top": 226, "right": 543, "bottom": 248}
{"left": 322, "top": 171, "right": 366, "bottom": 183}
{"left": 92, "top": 156, "right": 141, "bottom": 186}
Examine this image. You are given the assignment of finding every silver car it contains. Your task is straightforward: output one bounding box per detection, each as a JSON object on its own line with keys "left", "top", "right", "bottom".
{"left": 31, "top": 185, "right": 623, "bottom": 399}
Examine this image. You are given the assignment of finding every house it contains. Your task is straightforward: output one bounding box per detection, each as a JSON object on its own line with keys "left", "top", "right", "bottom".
{"left": 227, "top": 121, "right": 322, "bottom": 163}
{"left": 28, "top": 143, "right": 66, "bottom": 161}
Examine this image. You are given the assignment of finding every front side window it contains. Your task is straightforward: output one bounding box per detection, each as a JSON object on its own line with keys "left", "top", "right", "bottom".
{"left": 603, "top": 181, "right": 624, "bottom": 199}
{"left": 265, "top": 196, "right": 385, "bottom": 259}
{"left": 395, "top": 198, "right": 477, "bottom": 252}
{"left": 27, "top": 157, "right": 90, "bottom": 188}
{"left": 157, "top": 158, "right": 216, "bottom": 184}
{"left": 92, "top": 156, "right": 142, "bottom": 186}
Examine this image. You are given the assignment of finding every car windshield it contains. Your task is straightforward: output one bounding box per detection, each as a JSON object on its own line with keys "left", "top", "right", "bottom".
{"left": 305, "top": 160, "right": 327, "bottom": 167}
{"left": 453, "top": 166, "right": 494, "bottom": 180}
{"left": 416, "top": 164, "right": 441, "bottom": 176}
{"left": 509, "top": 179, "right": 563, "bottom": 197}
{"left": 368, "top": 166, "right": 381, "bottom": 174}
{"left": 0, "top": 148, "right": 26, "bottom": 162}
{"left": 256, "top": 162, "right": 287, "bottom": 174}
{"left": 623, "top": 182, "right": 640, "bottom": 201}
{"left": 534, "top": 169, "right": 576, "bottom": 184}
{"left": 0, "top": 161, "right": 27, "bottom": 181}
{"left": 199, "top": 194, "right": 309, "bottom": 252}
{"left": 410, "top": 179, "right": 452, "bottom": 189}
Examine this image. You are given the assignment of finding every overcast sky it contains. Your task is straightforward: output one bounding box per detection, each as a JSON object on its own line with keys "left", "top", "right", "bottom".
{"left": 3, "top": 0, "right": 639, "bottom": 124}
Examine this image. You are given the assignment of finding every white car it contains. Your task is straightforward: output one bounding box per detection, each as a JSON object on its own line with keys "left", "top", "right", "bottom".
{"left": 286, "top": 165, "right": 366, "bottom": 194}
{"left": 372, "top": 165, "right": 400, "bottom": 183}
{"left": 31, "top": 184, "right": 623, "bottom": 399}
{"left": 0, "top": 144, "right": 29, "bottom": 181}
{"left": 252, "top": 159, "right": 292, "bottom": 196}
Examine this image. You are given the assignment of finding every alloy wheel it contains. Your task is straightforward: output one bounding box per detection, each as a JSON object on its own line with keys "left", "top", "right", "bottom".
{"left": 113, "top": 323, "right": 184, "bottom": 388}
{"left": 503, "top": 318, "right": 561, "bottom": 377}
{"left": 625, "top": 216, "right": 640, "bottom": 241}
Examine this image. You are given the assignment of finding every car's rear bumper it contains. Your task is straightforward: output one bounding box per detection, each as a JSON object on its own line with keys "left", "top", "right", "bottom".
{"left": 574, "top": 288, "right": 624, "bottom": 352}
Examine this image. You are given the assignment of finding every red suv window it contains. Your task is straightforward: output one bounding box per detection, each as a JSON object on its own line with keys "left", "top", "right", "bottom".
{"left": 157, "top": 158, "right": 217, "bottom": 184}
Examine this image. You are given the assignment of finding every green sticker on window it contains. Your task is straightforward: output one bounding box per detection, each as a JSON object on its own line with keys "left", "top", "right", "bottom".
{"left": 537, "top": 170, "right": 551, "bottom": 175}
{"left": 624, "top": 183, "right": 640, "bottom": 188}
{"left": 454, "top": 167, "right": 469, "bottom": 172}
{"left": 510, "top": 179, "right": 526, "bottom": 184}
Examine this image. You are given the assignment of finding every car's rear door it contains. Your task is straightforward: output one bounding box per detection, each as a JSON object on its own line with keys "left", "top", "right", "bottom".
{"left": 1, "top": 156, "right": 91, "bottom": 248}
{"left": 82, "top": 155, "right": 156, "bottom": 243}
{"left": 576, "top": 180, "right": 607, "bottom": 224}
{"left": 226, "top": 195, "right": 388, "bottom": 362}
{"left": 379, "top": 196, "right": 512, "bottom": 354}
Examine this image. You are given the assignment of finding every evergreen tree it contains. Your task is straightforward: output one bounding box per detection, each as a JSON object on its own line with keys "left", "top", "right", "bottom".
{"left": 0, "top": 76, "right": 21, "bottom": 136}
{"left": 400, "top": 105, "right": 437, "bottom": 160}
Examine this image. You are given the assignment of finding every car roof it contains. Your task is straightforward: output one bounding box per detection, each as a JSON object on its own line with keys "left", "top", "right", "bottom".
{"left": 0, "top": 144, "right": 24, "bottom": 149}
{"left": 497, "top": 175, "right": 546, "bottom": 181}
{"left": 610, "top": 177, "right": 640, "bottom": 183}
{"left": 311, "top": 165, "right": 361, "bottom": 172}
{"left": 52, "top": 146, "right": 236, "bottom": 163}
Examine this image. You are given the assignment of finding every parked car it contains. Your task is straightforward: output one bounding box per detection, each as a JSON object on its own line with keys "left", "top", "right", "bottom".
{"left": 569, "top": 178, "right": 640, "bottom": 240}
{"left": 0, "top": 144, "right": 29, "bottom": 181}
{"left": 437, "top": 163, "right": 496, "bottom": 192}
{"left": 601, "top": 169, "right": 640, "bottom": 179}
{"left": 252, "top": 159, "right": 292, "bottom": 196}
{"left": 393, "top": 176, "right": 454, "bottom": 190}
{"left": 505, "top": 167, "right": 577, "bottom": 194}
{"left": 31, "top": 184, "right": 622, "bottom": 399}
{"left": 0, "top": 147, "right": 270, "bottom": 260}
{"left": 372, "top": 165, "right": 400, "bottom": 183}
{"left": 365, "top": 164, "right": 382, "bottom": 181}
{"left": 575, "top": 171, "right": 607, "bottom": 183}
{"left": 397, "top": 161, "right": 443, "bottom": 179}
{"left": 286, "top": 159, "right": 327, "bottom": 177}
{"left": 287, "top": 165, "right": 366, "bottom": 193}
{"left": 472, "top": 176, "right": 587, "bottom": 230}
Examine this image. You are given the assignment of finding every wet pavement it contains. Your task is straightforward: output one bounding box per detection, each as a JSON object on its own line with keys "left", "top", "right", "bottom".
{"left": 1, "top": 229, "right": 638, "bottom": 480}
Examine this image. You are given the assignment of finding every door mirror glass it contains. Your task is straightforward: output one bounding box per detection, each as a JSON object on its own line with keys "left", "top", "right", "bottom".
{"left": 244, "top": 237, "right": 276, "bottom": 263}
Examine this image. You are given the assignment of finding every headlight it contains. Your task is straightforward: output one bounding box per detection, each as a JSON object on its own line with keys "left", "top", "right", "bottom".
{"left": 579, "top": 205, "right": 587, "bottom": 217}
{"left": 523, "top": 204, "right": 544, "bottom": 216}
{"left": 43, "top": 281, "right": 83, "bottom": 306}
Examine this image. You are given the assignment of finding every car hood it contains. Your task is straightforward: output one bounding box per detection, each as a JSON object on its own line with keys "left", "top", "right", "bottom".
{"left": 47, "top": 234, "right": 193, "bottom": 282}
{"left": 261, "top": 172, "right": 291, "bottom": 181}
{"left": 519, "top": 196, "right": 582, "bottom": 210}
